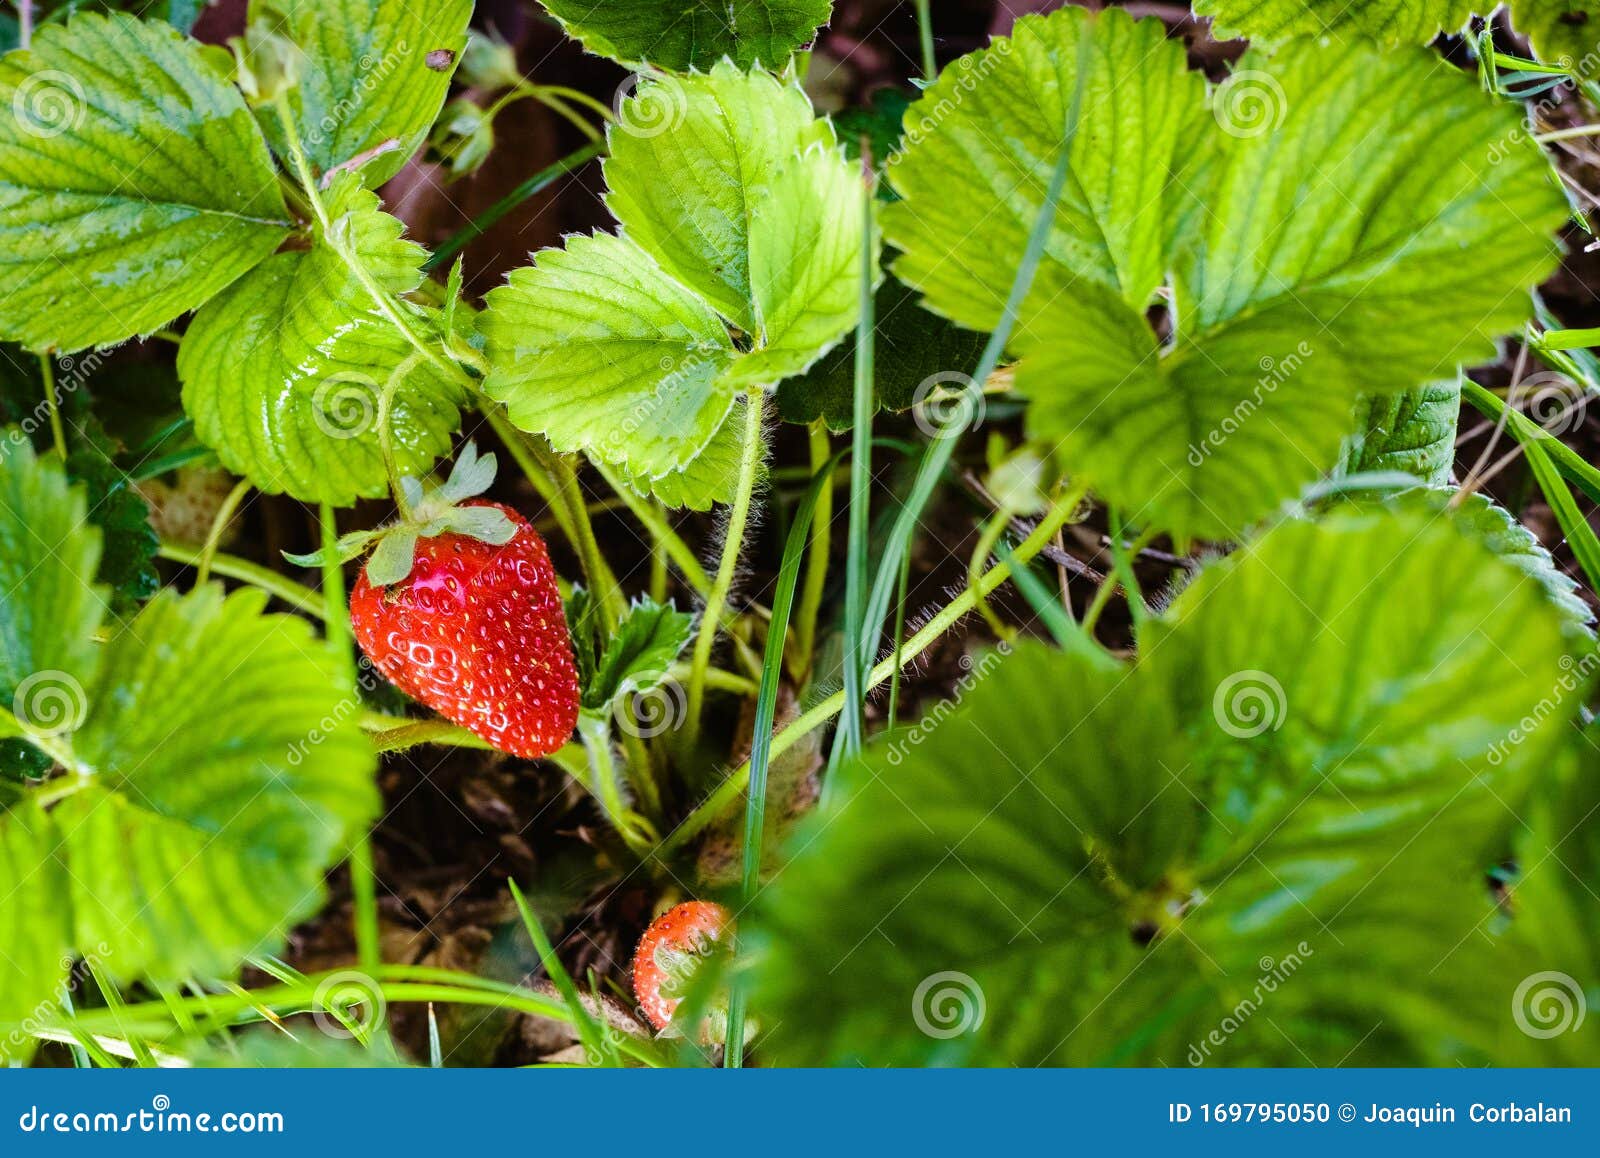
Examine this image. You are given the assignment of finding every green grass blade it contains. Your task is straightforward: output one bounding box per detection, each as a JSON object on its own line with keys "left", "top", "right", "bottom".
{"left": 507, "top": 879, "right": 617, "bottom": 1067}
{"left": 1523, "top": 436, "right": 1600, "bottom": 596}
{"left": 1461, "top": 379, "right": 1600, "bottom": 503}
{"left": 832, "top": 30, "right": 1093, "bottom": 780}
{"left": 992, "top": 538, "right": 1109, "bottom": 668}
{"left": 722, "top": 443, "right": 850, "bottom": 1066}
{"left": 427, "top": 1004, "right": 443, "bottom": 1068}
{"left": 838, "top": 166, "right": 879, "bottom": 761}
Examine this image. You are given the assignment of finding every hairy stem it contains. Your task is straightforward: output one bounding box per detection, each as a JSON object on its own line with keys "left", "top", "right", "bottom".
{"left": 683, "top": 394, "right": 766, "bottom": 748}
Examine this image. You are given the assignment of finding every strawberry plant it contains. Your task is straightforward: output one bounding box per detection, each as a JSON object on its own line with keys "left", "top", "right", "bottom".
{"left": 1, "top": 0, "right": 1599, "bottom": 1072}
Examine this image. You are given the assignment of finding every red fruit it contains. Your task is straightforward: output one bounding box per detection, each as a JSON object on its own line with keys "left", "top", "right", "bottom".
{"left": 351, "top": 501, "right": 579, "bottom": 758}
{"left": 632, "top": 901, "right": 732, "bottom": 1032}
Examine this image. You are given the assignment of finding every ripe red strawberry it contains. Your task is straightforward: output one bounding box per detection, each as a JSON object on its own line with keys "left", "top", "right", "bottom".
{"left": 350, "top": 499, "right": 579, "bottom": 759}
{"left": 632, "top": 900, "right": 732, "bottom": 1033}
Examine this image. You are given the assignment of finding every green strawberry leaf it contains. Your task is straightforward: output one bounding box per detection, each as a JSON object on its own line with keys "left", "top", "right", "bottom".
{"left": 604, "top": 64, "right": 842, "bottom": 334}
{"left": 0, "top": 799, "right": 70, "bottom": 1063}
{"left": 776, "top": 276, "right": 989, "bottom": 429}
{"left": 0, "top": 12, "right": 291, "bottom": 352}
{"left": 1511, "top": 3, "right": 1600, "bottom": 78}
{"left": 0, "top": 436, "right": 106, "bottom": 737}
{"left": 883, "top": 8, "right": 1203, "bottom": 329}
{"left": 1380, "top": 488, "right": 1595, "bottom": 635}
{"left": 1337, "top": 382, "right": 1461, "bottom": 487}
{"left": 0, "top": 354, "right": 160, "bottom": 613}
{"left": 752, "top": 508, "right": 1583, "bottom": 1064}
{"left": 583, "top": 598, "right": 695, "bottom": 710}
{"left": 58, "top": 586, "right": 379, "bottom": 982}
{"left": 484, "top": 232, "right": 737, "bottom": 480}
{"left": 617, "top": 399, "right": 753, "bottom": 510}
{"left": 179, "top": 176, "right": 466, "bottom": 506}
{"left": 1193, "top": 0, "right": 1475, "bottom": 42}
{"left": 486, "top": 65, "right": 867, "bottom": 497}
{"left": 1148, "top": 509, "right": 1578, "bottom": 866}
{"left": 537, "top": 0, "right": 833, "bottom": 71}
{"left": 252, "top": 0, "right": 472, "bottom": 186}
{"left": 984, "top": 17, "right": 1564, "bottom": 540}
{"left": 1508, "top": 730, "right": 1600, "bottom": 1062}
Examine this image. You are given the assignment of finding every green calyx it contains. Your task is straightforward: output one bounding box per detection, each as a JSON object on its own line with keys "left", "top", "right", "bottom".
{"left": 282, "top": 441, "right": 517, "bottom": 587}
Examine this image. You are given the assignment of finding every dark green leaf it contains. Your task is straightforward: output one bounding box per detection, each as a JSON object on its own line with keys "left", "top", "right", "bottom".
{"left": 583, "top": 598, "right": 695, "bottom": 710}
{"left": 0, "top": 13, "right": 291, "bottom": 352}
{"left": 538, "top": 0, "right": 833, "bottom": 71}
{"left": 776, "top": 277, "right": 989, "bottom": 430}
{"left": 1337, "top": 382, "right": 1461, "bottom": 487}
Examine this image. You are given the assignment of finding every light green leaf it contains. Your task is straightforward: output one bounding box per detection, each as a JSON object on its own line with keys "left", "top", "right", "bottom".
{"left": 0, "top": 799, "right": 70, "bottom": 1062}
{"left": 482, "top": 232, "right": 737, "bottom": 480}
{"left": 584, "top": 598, "right": 695, "bottom": 709}
{"left": 1511, "top": 3, "right": 1600, "bottom": 78}
{"left": 883, "top": 7, "right": 1203, "bottom": 328}
{"left": 1149, "top": 508, "right": 1578, "bottom": 867}
{"left": 1337, "top": 382, "right": 1460, "bottom": 487}
{"left": 0, "top": 12, "right": 291, "bottom": 352}
{"left": 489, "top": 65, "right": 864, "bottom": 496}
{"left": 618, "top": 400, "right": 750, "bottom": 510}
{"left": 1192, "top": 0, "right": 1474, "bottom": 43}
{"left": 1012, "top": 34, "right": 1565, "bottom": 540}
{"left": 58, "top": 586, "right": 378, "bottom": 982}
{"left": 718, "top": 144, "right": 877, "bottom": 390}
{"left": 253, "top": 0, "right": 472, "bottom": 186}
{"left": 752, "top": 509, "right": 1582, "bottom": 1064}
{"left": 538, "top": 0, "right": 833, "bottom": 71}
{"left": 179, "top": 179, "right": 466, "bottom": 506}
{"left": 604, "top": 63, "right": 837, "bottom": 334}
{"left": 1381, "top": 488, "right": 1595, "bottom": 635}
{"left": 0, "top": 437, "right": 106, "bottom": 736}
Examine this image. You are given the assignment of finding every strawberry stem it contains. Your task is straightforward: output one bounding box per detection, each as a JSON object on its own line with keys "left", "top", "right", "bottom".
{"left": 577, "top": 712, "right": 656, "bottom": 858}
{"left": 683, "top": 393, "right": 766, "bottom": 750}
